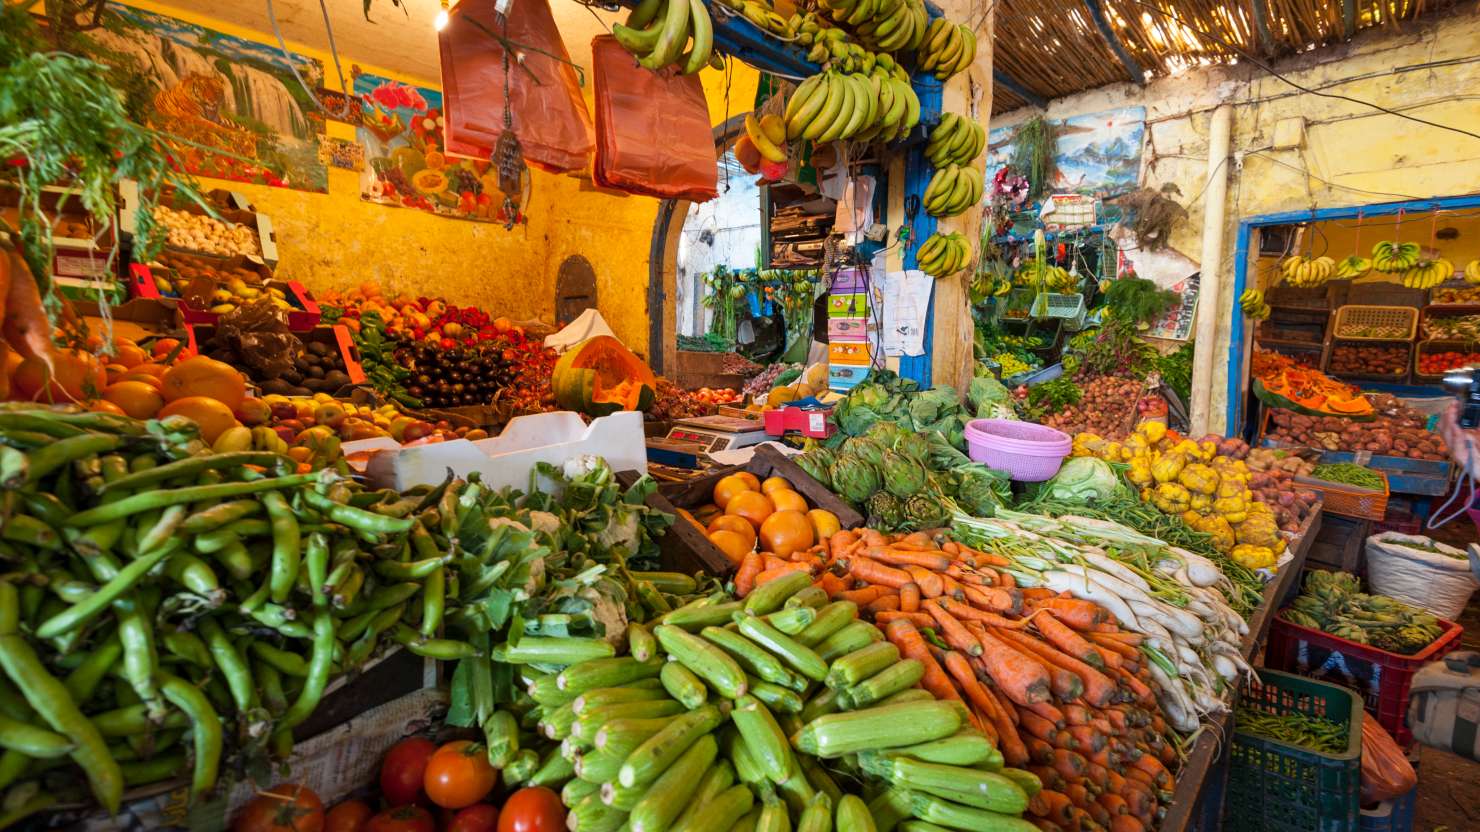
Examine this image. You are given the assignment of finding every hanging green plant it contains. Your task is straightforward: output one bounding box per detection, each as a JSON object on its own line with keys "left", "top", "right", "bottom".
{"left": 1008, "top": 115, "right": 1058, "bottom": 202}
{"left": 1104, "top": 277, "right": 1179, "bottom": 327}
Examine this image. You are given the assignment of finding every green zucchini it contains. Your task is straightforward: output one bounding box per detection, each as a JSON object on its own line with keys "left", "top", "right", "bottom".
{"left": 897, "top": 823, "right": 952, "bottom": 832}
{"left": 777, "top": 767, "right": 818, "bottom": 815}
{"left": 564, "top": 776, "right": 601, "bottom": 806}
{"left": 863, "top": 757, "right": 1028, "bottom": 813}
{"left": 497, "top": 636, "right": 615, "bottom": 665}
{"left": 906, "top": 792, "right": 1039, "bottom": 831}
{"left": 785, "top": 585, "right": 829, "bottom": 610}
{"left": 672, "top": 759, "right": 736, "bottom": 830}
{"left": 798, "top": 754, "right": 842, "bottom": 805}
{"left": 628, "top": 733, "right": 718, "bottom": 832}
{"left": 654, "top": 624, "right": 748, "bottom": 698}
{"left": 888, "top": 730, "right": 1001, "bottom": 768}
{"left": 594, "top": 717, "right": 670, "bottom": 758}
{"left": 602, "top": 778, "right": 647, "bottom": 811}
{"left": 632, "top": 571, "right": 699, "bottom": 595}
{"left": 627, "top": 622, "right": 657, "bottom": 662}
{"left": 574, "top": 685, "right": 670, "bottom": 714}
{"left": 484, "top": 709, "right": 519, "bottom": 766}
{"left": 528, "top": 747, "right": 575, "bottom": 788}
{"left": 744, "top": 570, "right": 814, "bottom": 615}
{"left": 816, "top": 621, "right": 883, "bottom": 663}
{"left": 731, "top": 695, "right": 795, "bottom": 784}
{"left": 746, "top": 676, "right": 805, "bottom": 714}
{"left": 735, "top": 614, "right": 829, "bottom": 682}
{"left": 995, "top": 767, "right": 1042, "bottom": 798}
{"left": 660, "top": 661, "right": 709, "bottom": 709}
{"left": 866, "top": 788, "right": 913, "bottom": 832}
{"left": 562, "top": 736, "right": 593, "bottom": 763}
{"left": 796, "top": 601, "right": 858, "bottom": 647}
{"left": 671, "top": 784, "right": 756, "bottom": 832}
{"left": 841, "top": 659, "right": 924, "bottom": 709}
{"left": 540, "top": 701, "right": 578, "bottom": 740}
{"left": 834, "top": 793, "right": 876, "bottom": 832}
{"left": 766, "top": 605, "right": 818, "bottom": 635}
{"left": 797, "top": 792, "right": 834, "bottom": 832}
{"left": 557, "top": 657, "right": 665, "bottom": 694}
{"left": 663, "top": 600, "right": 745, "bottom": 631}
{"left": 825, "top": 642, "right": 901, "bottom": 690}
{"left": 729, "top": 807, "right": 764, "bottom": 832}
{"left": 575, "top": 748, "right": 626, "bottom": 784}
{"left": 794, "top": 701, "right": 961, "bottom": 758}
{"left": 755, "top": 798, "right": 791, "bottom": 832}
{"left": 572, "top": 700, "right": 687, "bottom": 741}
{"left": 703, "top": 626, "right": 803, "bottom": 689}
{"left": 568, "top": 792, "right": 628, "bottom": 832}
{"left": 800, "top": 686, "right": 843, "bottom": 723}
{"left": 528, "top": 673, "right": 577, "bottom": 707}
{"left": 618, "top": 703, "right": 726, "bottom": 788}
{"left": 723, "top": 726, "right": 768, "bottom": 786}
{"left": 877, "top": 689, "right": 936, "bottom": 707}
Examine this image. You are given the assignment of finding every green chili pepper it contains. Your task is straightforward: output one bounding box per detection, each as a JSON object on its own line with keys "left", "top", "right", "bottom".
{"left": 66, "top": 473, "right": 318, "bottom": 527}
{"left": 197, "top": 617, "right": 255, "bottom": 712}
{"left": 375, "top": 556, "right": 451, "bottom": 582}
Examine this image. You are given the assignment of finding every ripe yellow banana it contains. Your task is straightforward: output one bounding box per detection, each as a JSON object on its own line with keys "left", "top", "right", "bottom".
{"left": 745, "top": 114, "right": 787, "bottom": 163}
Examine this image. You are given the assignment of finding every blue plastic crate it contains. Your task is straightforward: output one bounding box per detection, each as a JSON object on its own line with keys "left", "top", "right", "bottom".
{"left": 1359, "top": 750, "right": 1419, "bottom": 832}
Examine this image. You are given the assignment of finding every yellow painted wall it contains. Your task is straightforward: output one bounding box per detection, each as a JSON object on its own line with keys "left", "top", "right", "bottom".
{"left": 132, "top": 1, "right": 757, "bottom": 362}
{"left": 993, "top": 10, "right": 1480, "bottom": 430}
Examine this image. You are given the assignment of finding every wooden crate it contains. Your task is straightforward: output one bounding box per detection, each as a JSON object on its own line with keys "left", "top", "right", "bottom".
{"left": 1306, "top": 513, "right": 1369, "bottom": 572}
{"left": 673, "top": 349, "right": 749, "bottom": 391}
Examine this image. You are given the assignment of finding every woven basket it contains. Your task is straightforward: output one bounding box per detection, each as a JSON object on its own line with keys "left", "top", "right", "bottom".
{"left": 1333, "top": 305, "right": 1418, "bottom": 341}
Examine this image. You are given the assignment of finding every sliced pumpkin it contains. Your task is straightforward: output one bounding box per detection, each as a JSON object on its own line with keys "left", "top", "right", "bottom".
{"left": 551, "top": 336, "right": 656, "bottom": 416}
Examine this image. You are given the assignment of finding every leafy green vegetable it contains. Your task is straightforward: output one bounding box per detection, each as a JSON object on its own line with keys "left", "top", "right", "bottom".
{"left": 1069, "top": 318, "right": 1160, "bottom": 380}
{"left": 1042, "top": 457, "right": 1122, "bottom": 502}
{"left": 827, "top": 370, "right": 967, "bottom": 449}
{"left": 1104, "top": 277, "right": 1179, "bottom": 327}
{"left": 1157, "top": 343, "right": 1193, "bottom": 404}
{"left": 1023, "top": 376, "right": 1082, "bottom": 420}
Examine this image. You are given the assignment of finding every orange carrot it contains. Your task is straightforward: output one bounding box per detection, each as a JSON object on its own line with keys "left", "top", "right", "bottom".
{"left": 1087, "top": 632, "right": 1139, "bottom": 658}
{"left": 858, "top": 528, "right": 887, "bottom": 547}
{"left": 973, "top": 675, "right": 1029, "bottom": 767}
{"left": 883, "top": 619, "right": 959, "bottom": 702}
{"left": 1067, "top": 725, "right": 1105, "bottom": 754}
{"left": 836, "top": 585, "right": 889, "bottom": 606}
{"left": 1020, "top": 587, "right": 1057, "bottom": 601}
{"left": 1090, "top": 630, "right": 1143, "bottom": 646}
{"left": 955, "top": 543, "right": 1012, "bottom": 568}
{"left": 1051, "top": 749, "right": 1088, "bottom": 781}
{"left": 941, "top": 541, "right": 960, "bottom": 556}
{"left": 1025, "top": 736, "right": 1055, "bottom": 765}
{"left": 899, "top": 582, "right": 921, "bottom": 613}
{"left": 846, "top": 557, "right": 913, "bottom": 589}
{"left": 995, "top": 628, "right": 1117, "bottom": 708}
{"left": 763, "top": 554, "right": 791, "bottom": 573}
{"left": 1112, "top": 665, "right": 1155, "bottom": 703}
{"left": 1110, "top": 814, "right": 1146, "bottom": 832}
{"left": 902, "top": 565, "right": 944, "bottom": 598}
{"left": 815, "top": 571, "right": 847, "bottom": 598}
{"left": 997, "top": 570, "right": 1015, "bottom": 589}
{"left": 1025, "top": 700, "right": 1066, "bottom": 728}
{"left": 1030, "top": 819, "right": 1064, "bottom": 832}
{"left": 1099, "top": 793, "right": 1128, "bottom": 817}
{"left": 962, "top": 584, "right": 1021, "bottom": 614}
{"left": 941, "top": 651, "right": 1000, "bottom": 741}
{"left": 1028, "top": 765, "right": 1064, "bottom": 793}
{"left": 828, "top": 529, "right": 857, "bottom": 550}
{"left": 1063, "top": 782, "right": 1092, "bottom": 810}
{"left": 896, "top": 531, "right": 935, "bottom": 549}
{"left": 1132, "top": 751, "right": 1169, "bottom": 787}
{"left": 1018, "top": 709, "right": 1059, "bottom": 743}
{"left": 866, "top": 546, "right": 952, "bottom": 571}
{"left": 976, "top": 624, "right": 1084, "bottom": 702}
{"left": 937, "top": 572, "right": 966, "bottom": 600}
{"left": 754, "top": 564, "right": 812, "bottom": 587}
{"left": 735, "top": 551, "right": 763, "bottom": 598}
{"left": 865, "top": 593, "right": 901, "bottom": 614}
{"left": 1034, "top": 597, "right": 1107, "bottom": 630}
{"left": 873, "top": 611, "right": 935, "bottom": 628}
{"left": 938, "top": 597, "right": 1029, "bottom": 628}
{"left": 1069, "top": 807, "right": 1098, "bottom": 830}
{"left": 1088, "top": 643, "right": 1124, "bottom": 670}
{"left": 1063, "top": 703, "right": 1092, "bottom": 726}
{"left": 926, "top": 601, "right": 981, "bottom": 656}
{"left": 1034, "top": 612, "right": 1104, "bottom": 669}
{"left": 1032, "top": 790, "right": 1074, "bottom": 825}
{"left": 971, "top": 628, "right": 1051, "bottom": 705}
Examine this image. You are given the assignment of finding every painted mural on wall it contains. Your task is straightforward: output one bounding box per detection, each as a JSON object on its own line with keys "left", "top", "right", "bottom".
{"left": 355, "top": 73, "right": 505, "bottom": 223}
{"left": 987, "top": 107, "right": 1146, "bottom": 198}
{"left": 77, "top": 3, "right": 328, "bottom": 192}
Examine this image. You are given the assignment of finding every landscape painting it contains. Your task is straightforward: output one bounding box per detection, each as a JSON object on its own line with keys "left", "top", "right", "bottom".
{"left": 987, "top": 106, "right": 1146, "bottom": 198}
{"left": 76, "top": 3, "right": 328, "bottom": 192}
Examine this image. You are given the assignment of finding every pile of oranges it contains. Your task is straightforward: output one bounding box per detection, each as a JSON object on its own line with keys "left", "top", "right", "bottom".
{"left": 680, "top": 471, "right": 841, "bottom": 565}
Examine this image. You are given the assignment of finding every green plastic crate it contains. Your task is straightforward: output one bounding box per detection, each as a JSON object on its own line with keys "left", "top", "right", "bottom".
{"left": 1226, "top": 668, "right": 1363, "bottom": 832}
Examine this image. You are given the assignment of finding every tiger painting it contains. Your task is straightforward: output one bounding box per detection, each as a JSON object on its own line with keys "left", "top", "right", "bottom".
{"left": 150, "top": 73, "right": 257, "bottom": 158}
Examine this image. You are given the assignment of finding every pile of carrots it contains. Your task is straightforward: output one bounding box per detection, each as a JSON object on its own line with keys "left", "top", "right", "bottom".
{"left": 735, "top": 527, "right": 1178, "bottom": 832}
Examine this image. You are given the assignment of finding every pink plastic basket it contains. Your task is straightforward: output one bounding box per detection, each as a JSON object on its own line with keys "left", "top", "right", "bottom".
{"left": 964, "top": 419, "right": 1071, "bottom": 482}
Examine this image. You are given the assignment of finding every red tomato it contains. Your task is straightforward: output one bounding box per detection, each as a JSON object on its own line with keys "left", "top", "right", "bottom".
{"left": 233, "top": 783, "right": 325, "bottom": 832}
{"left": 366, "top": 806, "right": 435, "bottom": 832}
{"left": 448, "top": 804, "right": 500, "bottom": 832}
{"left": 381, "top": 737, "right": 437, "bottom": 806}
{"left": 496, "top": 788, "right": 565, "bottom": 832}
{"left": 325, "top": 800, "right": 373, "bottom": 832}
{"left": 423, "top": 741, "right": 498, "bottom": 809}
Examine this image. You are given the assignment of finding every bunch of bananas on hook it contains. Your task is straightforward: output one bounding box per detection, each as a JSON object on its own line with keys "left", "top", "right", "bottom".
{"left": 917, "top": 232, "right": 971, "bottom": 278}
{"left": 1371, "top": 240, "right": 1422, "bottom": 273}
{"left": 1280, "top": 254, "right": 1337, "bottom": 288}
{"left": 916, "top": 17, "right": 976, "bottom": 80}
{"left": 613, "top": 0, "right": 718, "bottom": 73}
{"left": 923, "top": 164, "right": 983, "bottom": 218}
{"left": 783, "top": 65, "right": 921, "bottom": 144}
{"left": 1239, "top": 288, "right": 1270, "bottom": 320}
{"left": 926, "top": 112, "right": 985, "bottom": 167}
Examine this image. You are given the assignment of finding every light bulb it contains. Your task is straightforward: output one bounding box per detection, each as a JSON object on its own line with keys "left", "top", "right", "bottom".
{"left": 434, "top": 0, "right": 450, "bottom": 30}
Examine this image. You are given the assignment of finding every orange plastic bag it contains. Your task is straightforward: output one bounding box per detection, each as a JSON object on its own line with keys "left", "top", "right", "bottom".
{"left": 438, "top": 0, "right": 592, "bottom": 173}
{"left": 1360, "top": 715, "right": 1417, "bottom": 804}
{"left": 591, "top": 36, "right": 718, "bottom": 202}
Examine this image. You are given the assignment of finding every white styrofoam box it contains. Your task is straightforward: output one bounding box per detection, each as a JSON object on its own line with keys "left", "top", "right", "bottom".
{"left": 360, "top": 410, "right": 648, "bottom": 491}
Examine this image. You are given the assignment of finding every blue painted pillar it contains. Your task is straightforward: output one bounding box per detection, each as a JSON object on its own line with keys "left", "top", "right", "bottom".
{"left": 896, "top": 74, "right": 944, "bottom": 389}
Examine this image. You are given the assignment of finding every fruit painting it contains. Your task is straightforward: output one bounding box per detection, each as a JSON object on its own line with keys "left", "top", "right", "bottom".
{"left": 355, "top": 73, "right": 507, "bottom": 223}
{"left": 75, "top": 4, "right": 328, "bottom": 192}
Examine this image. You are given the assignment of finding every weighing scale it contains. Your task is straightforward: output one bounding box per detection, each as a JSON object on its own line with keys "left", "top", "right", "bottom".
{"left": 648, "top": 415, "right": 769, "bottom": 468}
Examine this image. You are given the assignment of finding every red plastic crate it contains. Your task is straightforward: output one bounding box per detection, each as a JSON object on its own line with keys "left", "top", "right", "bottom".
{"left": 131, "top": 264, "right": 320, "bottom": 331}
{"left": 1265, "top": 613, "right": 1463, "bottom": 748}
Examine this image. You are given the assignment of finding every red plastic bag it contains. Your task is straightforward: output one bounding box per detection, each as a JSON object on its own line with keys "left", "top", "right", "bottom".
{"left": 1360, "top": 715, "right": 1417, "bottom": 804}
{"left": 591, "top": 36, "right": 717, "bottom": 202}
{"left": 438, "top": 0, "right": 592, "bottom": 173}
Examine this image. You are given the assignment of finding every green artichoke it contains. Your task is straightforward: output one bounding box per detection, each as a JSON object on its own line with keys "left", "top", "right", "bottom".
{"left": 866, "top": 491, "right": 904, "bottom": 530}
{"left": 796, "top": 448, "right": 836, "bottom": 489}
{"left": 902, "top": 493, "right": 950, "bottom": 531}
{"left": 844, "top": 437, "right": 887, "bottom": 469}
{"left": 830, "top": 456, "right": 882, "bottom": 505}
{"left": 866, "top": 421, "right": 905, "bottom": 447}
{"left": 893, "top": 432, "right": 930, "bottom": 465}
{"left": 881, "top": 449, "right": 928, "bottom": 499}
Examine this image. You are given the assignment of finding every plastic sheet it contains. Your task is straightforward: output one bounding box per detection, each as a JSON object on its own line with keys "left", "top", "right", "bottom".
{"left": 438, "top": 0, "right": 593, "bottom": 173}
{"left": 1360, "top": 716, "right": 1416, "bottom": 803}
{"left": 591, "top": 36, "right": 718, "bottom": 202}
{"left": 216, "top": 302, "right": 295, "bottom": 380}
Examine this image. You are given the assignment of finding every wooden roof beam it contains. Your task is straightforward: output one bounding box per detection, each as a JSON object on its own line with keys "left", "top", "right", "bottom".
{"left": 1342, "top": 0, "right": 1356, "bottom": 38}
{"left": 1082, "top": 0, "right": 1145, "bottom": 84}
{"left": 993, "top": 69, "right": 1048, "bottom": 110}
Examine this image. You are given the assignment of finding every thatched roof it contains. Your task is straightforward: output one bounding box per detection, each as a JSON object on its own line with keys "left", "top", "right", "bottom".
{"left": 990, "top": 0, "right": 1463, "bottom": 113}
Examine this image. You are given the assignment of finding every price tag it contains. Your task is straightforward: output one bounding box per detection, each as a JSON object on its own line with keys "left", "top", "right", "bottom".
{"left": 807, "top": 412, "right": 825, "bottom": 434}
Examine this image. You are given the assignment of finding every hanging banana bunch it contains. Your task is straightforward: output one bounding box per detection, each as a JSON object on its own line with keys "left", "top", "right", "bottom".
{"left": 612, "top": 0, "right": 715, "bottom": 74}
{"left": 1370, "top": 241, "right": 1422, "bottom": 273}
{"left": 917, "top": 232, "right": 971, "bottom": 278}
{"left": 1280, "top": 254, "right": 1337, "bottom": 288}
{"left": 1400, "top": 258, "right": 1452, "bottom": 290}
{"left": 783, "top": 67, "right": 921, "bottom": 144}
{"left": 1239, "top": 288, "right": 1271, "bottom": 320}
{"left": 923, "top": 163, "right": 983, "bottom": 218}
{"left": 814, "top": 0, "right": 931, "bottom": 53}
{"left": 917, "top": 17, "right": 976, "bottom": 80}
{"left": 926, "top": 112, "right": 985, "bottom": 167}
{"left": 1465, "top": 259, "right": 1480, "bottom": 285}
{"left": 1332, "top": 255, "right": 1371, "bottom": 279}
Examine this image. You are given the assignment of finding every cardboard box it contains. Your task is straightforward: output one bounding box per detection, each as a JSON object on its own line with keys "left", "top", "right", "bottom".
{"left": 119, "top": 180, "right": 279, "bottom": 266}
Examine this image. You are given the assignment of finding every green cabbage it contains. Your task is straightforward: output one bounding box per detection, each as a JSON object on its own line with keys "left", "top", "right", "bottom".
{"left": 1043, "top": 457, "right": 1123, "bottom": 502}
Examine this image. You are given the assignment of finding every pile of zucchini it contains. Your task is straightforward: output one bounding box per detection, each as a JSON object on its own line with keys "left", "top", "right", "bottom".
{"left": 516, "top": 571, "right": 1041, "bottom": 832}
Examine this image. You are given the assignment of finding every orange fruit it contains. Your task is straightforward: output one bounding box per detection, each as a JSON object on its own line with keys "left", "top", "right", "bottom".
{"left": 158, "top": 396, "right": 239, "bottom": 443}
{"left": 708, "top": 530, "right": 754, "bottom": 565}
{"left": 770, "top": 489, "right": 808, "bottom": 514}
{"left": 759, "top": 510, "right": 815, "bottom": 558}
{"left": 12, "top": 351, "right": 106, "bottom": 403}
{"left": 87, "top": 399, "right": 127, "bottom": 415}
{"left": 103, "top": 381, "right": 166, "bottom": 419}
{"left": 693, "top": 504, "right": 721, "bottom": 525}
{"left": 760, "top": 476, "right": 793, "bottom": 495}
{"left": 807, "top": 509, "right": 842, "bottom": 540}
{"left": 732, "top": 472, "right": 762, "bottom": 492}
{"left": 110, "top": 341, "right": 148, "bottom": 369}
{"left": 151, "top": 338, "right": 182, "bottom": 360}
{"left": 103, "top": 363, "right": 127, "bottom": 381}
{"left": 707, "top": 515, "right": 757, "bottom": 549}
{"left": 131, "top": 362, "right": 170, "bottom": 378}
{"left": 712, "top": 474, "right": 756, "bottom": 510}
{"left": 725, "top": 490, "right": 775, "bottom": 529}
{"left": 120, "top": 372, "right": 165, "bottom": 391}
{"left": 160, "top": 355, "right": 246, "bottom": 410}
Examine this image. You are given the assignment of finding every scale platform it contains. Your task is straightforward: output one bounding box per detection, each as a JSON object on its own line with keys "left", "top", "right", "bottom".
{"left": 650, "top": 414, "right": 768, "bottom": 468}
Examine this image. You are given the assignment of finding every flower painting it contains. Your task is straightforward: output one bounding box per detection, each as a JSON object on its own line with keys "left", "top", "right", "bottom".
{"left": 355, "top": 73, "right": 510, "bottom": 223}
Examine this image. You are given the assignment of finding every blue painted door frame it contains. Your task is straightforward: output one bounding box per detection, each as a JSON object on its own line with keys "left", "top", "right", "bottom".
{"left": 1226, "top": 193, "right": 1480, "bottom": 433}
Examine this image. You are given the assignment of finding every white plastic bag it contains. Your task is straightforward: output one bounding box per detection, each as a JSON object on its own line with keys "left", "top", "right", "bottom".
{"left": 1365, "top": 532, "right": 1479, "bottom": 619}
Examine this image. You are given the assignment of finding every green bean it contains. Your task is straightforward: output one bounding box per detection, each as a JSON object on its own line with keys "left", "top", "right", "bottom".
{"left": 0, "top": 446, "right": 25, "bottom": 489}
{"left": 251, "top": 641, "right": 310, "bottom": 677}
{"left": 136, "top": 504, "right": 188, "bottom": 556}
{"left": 115, "top": 595, "right": 160, "bottom": 709}
{"left": 120, "top": 752, "right": 187, "bottom": 787}
{"left": 0, "top": 679, "right": 31, "bottom": 722}
{"left": 161, "top": 628, "right": 213, "bottom": 670}
{"left": 257, "top": 660, "right": 288, "bottom": 716}
{"left": 34, "top": 541, "right": 177, "bottom": 639}
{"left": 180, "top": 500, "right": 262, "bottom": 534}
{"left": 0, "top": 430, "right": 60, "bottom": 448}
{"left": 98, "top": 451, "right": 289, "bottom": 495}
{"left": 0, "top": 790, "right": 56, "bottom": 827}
{"left": 65, "top": 473, "right": 318, "bottom": 527}
{"left": 197, "top": 617, "right": 255, "bottom": 712}
{"left": 63, "top": 634, "right": 123, "bottom": 705}
{"left": 23, "top": 434, "right": 124, "bottom": 486}
{"left": 0, "top": 710, "right": 73, "bottom": 758}
{"left": 375, "top": 556, "right": 451, "bottom": 581}
{"left": 331, "top": 564, "right": 365, "bottom": 610}
{"left": 157, "top": 671, "right": 222, "bottom": 798}
{"left": 275, "top": 611, "right": 336, "bottom": 735}
{"left": 45, "top": 573, "right": 95, "bottom": 605}
{"left": 0, "top": 515, "right": 61, "bottom": 551}
{"left": 0, "top": 750, "right": 25, "bottom": 790}
{"left": 0, "top": 412, "right": 87, "bottom": 438}
{"left": 210, "top": 540, "right": 256, "bottom": 582}
{"left": 421, "top": 566, "right": 446, "bottom": 638}
{"left": 0, "top": 585, "right": 121, "bottom": 813}
{"left": 261, "top": 491, "right": 301, "bottom": 604}
{"left": 90, "top": 703, "right": 190, "bottom": 736}
{"left": 162, "top": 553, "right": 222, "bottom": 600}
{"left": 409, "top": 520, "right": 442, "bottom": 561}
{"left": 20, "top": 493, "right": 69, "bottom": 527}
{"left": 192, "top": 528, "right": 242, "bottom": 555}
{"left": 248, "top": 605, "right": 313, "bottom": 640}
{"left": 304, "top": 490, "right": 415, "bottom": 536}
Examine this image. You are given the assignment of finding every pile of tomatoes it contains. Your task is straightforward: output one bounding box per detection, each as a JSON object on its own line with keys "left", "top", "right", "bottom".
{"left": 232, "top": 738, "right": 565, "bottom": 832}
{"left": 1417, "top": 349, "right": 1480, "bottom": 376}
